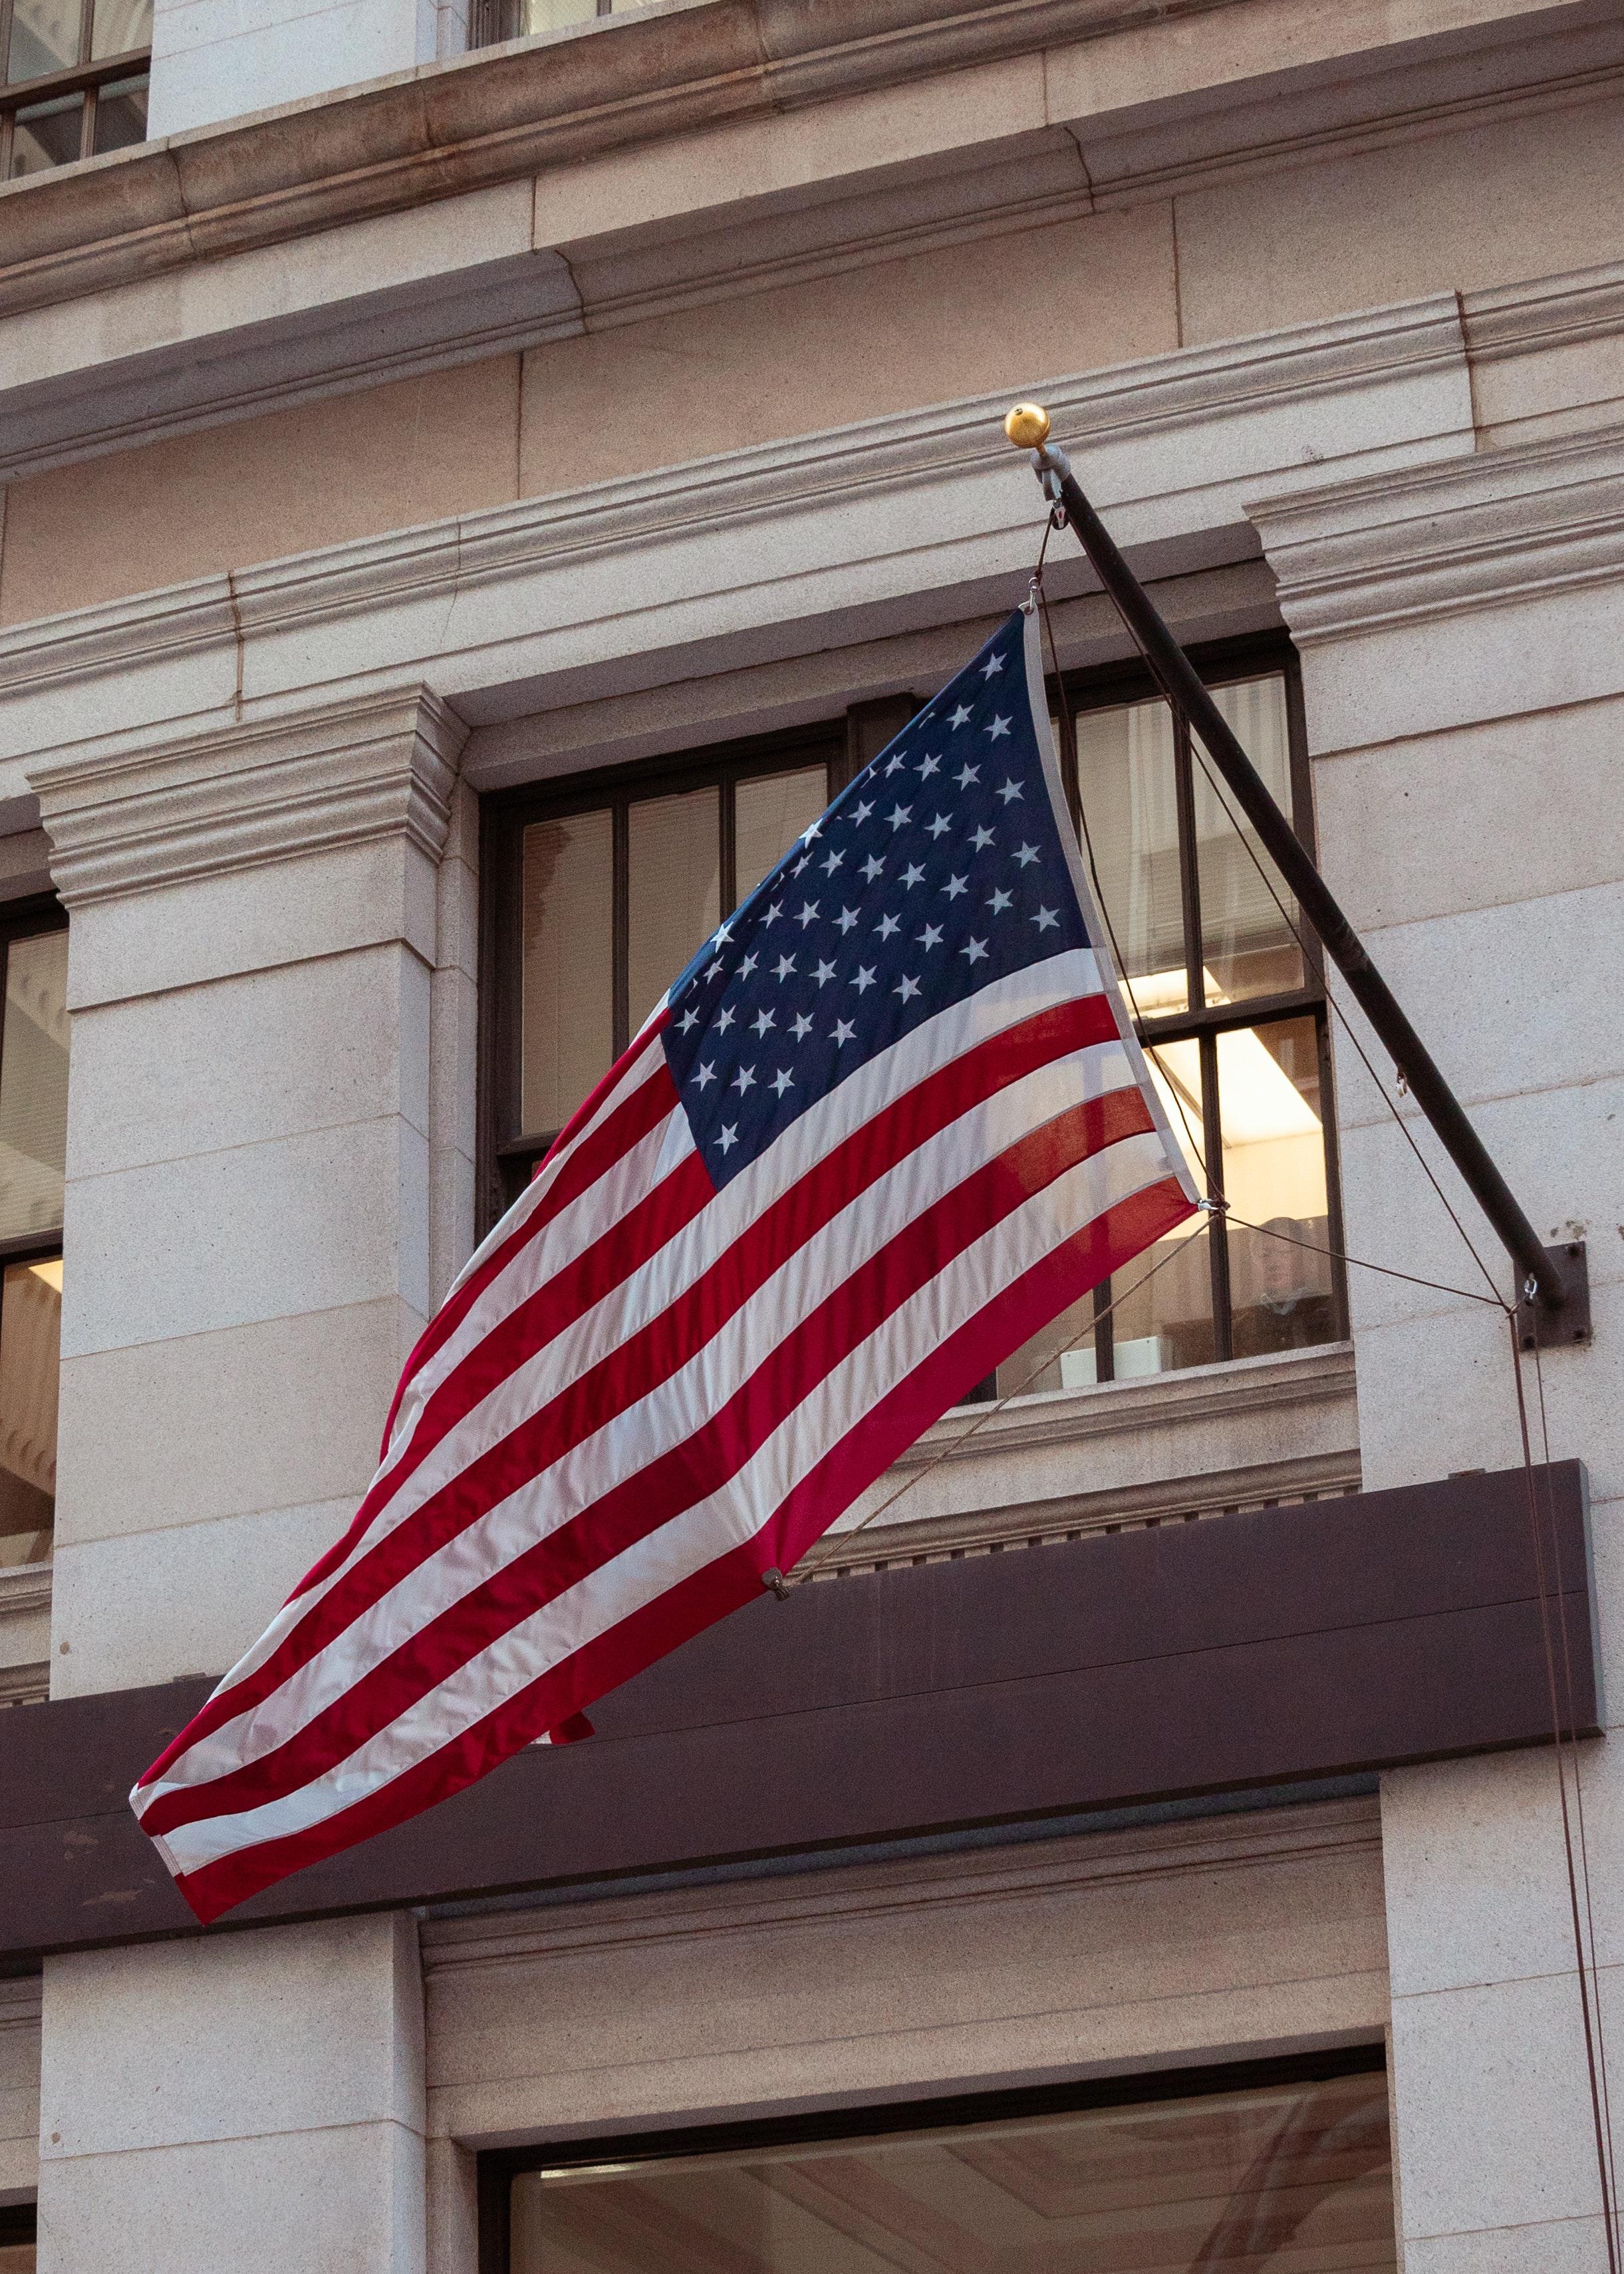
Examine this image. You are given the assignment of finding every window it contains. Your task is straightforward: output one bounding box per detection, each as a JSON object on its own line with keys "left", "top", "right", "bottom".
{"left": 485, "top": 645, "right": 1340, "bottom": 1390}
{"left": 0, "top": 0, "right": 151, "bottom": 179}
{"left": 0, "top": 903, "right": 67, "bottom": 1572}
{"left": 481, "top": 2051, "right": 1398, "bottom": 2271}
{"left": 471, "top": 0, "right": 630, "bottom": 41}
{"left": 485, "top": 723, "right": 866, "bottom": 1222}
{"left": 999, "top": 640, "right": 1344, "bottom": 1391}
{"left": 0, "top": 2201, "right": 33, "bottom": 2271}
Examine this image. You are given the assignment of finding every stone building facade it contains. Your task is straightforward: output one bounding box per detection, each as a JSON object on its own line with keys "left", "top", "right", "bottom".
{"left": 0, "top": 0, "right": 1621, "bottom": 2265}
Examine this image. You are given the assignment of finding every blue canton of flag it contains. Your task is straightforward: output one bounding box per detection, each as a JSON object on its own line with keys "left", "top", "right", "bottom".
{"left": 666, "top": 611, "right": 1094, "bottom": 1181}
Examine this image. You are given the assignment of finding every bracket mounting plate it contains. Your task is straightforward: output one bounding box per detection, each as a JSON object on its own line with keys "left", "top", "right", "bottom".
{"left": 1517, "top": 1239, "right": 1592, "bottom": 1352}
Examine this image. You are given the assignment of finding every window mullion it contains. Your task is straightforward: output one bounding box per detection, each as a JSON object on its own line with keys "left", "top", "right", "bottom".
{"left": 1199, "top": 1027, "right": 1233, "bottom": 1360}
{"left": 1315, "top": 1006, "right": 1352, "bottom": 1340}
{"left": 1171, "top": 711, "right": 1204, "bottom": 1016}
{"left": 720, "top": 773, "right": 738, "bottom": 917}
{"left": 611, "top": 797, "right": 629, "bottom": 1062}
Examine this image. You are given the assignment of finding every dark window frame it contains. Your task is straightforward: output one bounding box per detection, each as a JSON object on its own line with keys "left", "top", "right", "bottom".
{"left": 476, "top": 2040, "right": 1388, "bottom": 2273}
{"left": 1057, "top": 629, "right": 1348, "bottom": 1376}
{"left": 0, "top": 0, "right": 151, "bottom": 175}
{"left": 0, "top": 893, "right": 68, "bottom": 1278}
{"left": 479, "top": 720, "right": 845, "bottom": 1228}
{"left": 477, "top": 637, "right": 1345, "bottom": 1371}
{"left": 470, "top": 0, "right": 614, "bottom": 43}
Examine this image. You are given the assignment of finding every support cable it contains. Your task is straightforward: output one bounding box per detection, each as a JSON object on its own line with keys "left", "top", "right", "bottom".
{"left": 1031, "top": 564, "right": 1511, "bottom": 1322}
{"left": 793, "top": 1218, "right": 1216, "bottom": 1578}
{"left": 1510, "top": 1324, "right": 1619, "bottom": 2267}
{"left": 1532, "top": 1334, "right": 1621, "bottom": 2239}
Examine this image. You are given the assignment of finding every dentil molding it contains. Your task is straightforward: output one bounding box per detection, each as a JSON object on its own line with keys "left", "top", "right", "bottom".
{"left": 27, "top": 684, "right": 468, "bottom": 905}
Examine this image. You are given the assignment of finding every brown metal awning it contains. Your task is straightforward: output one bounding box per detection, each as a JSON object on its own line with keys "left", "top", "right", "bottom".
{"left": 0, "top": 1459, "right": 1597, "bottom": 1961}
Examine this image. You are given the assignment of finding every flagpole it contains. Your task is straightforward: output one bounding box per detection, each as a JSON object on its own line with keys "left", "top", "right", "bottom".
{"left": 1002, "top": 402, "right": 1583, "bottom": 1330}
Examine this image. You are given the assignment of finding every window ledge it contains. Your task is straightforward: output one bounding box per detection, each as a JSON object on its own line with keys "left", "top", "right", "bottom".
{"left": 0, "top": 1561, "right": 51, "bottom": 1708}
{"left": 816, "top": 1344, "right": 1359, "bottom": 1576}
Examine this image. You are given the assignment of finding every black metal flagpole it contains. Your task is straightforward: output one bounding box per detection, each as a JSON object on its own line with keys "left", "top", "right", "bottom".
{"left": 1002, "top": 402, "right": 1585, "bottom": 1331}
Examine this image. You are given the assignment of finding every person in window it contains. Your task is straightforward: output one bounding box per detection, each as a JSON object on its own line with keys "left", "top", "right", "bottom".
{"left": 1232, "top": 1216, "right": 1335, "bottom": 1357}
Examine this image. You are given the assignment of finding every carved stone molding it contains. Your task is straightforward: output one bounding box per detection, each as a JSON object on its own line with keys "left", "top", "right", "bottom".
{"left": 419, "top": 1791, "right": 1383, "bottom": 1978}
{"left": 2, "top": 2, "right": 1613, "bottom": 482}
{"left": 27, "top": 684, "right": 468, "bottom": 907}
{"left": 0, "top": 291, "right": 1474, "bottom": 746}
{"left": 1251, "top": 416, "right": 1624, "bottom": 644}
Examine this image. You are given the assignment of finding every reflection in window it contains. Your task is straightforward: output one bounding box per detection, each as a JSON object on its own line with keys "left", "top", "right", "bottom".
{"left": 507, "top": 2068, "right": 1397, "bottom": 2272}
{"left": 1195, "top": 678, "right": 1303, "bottom": 1005}
{"left": 1000, "top": 654, "right": 1341, "bottom": 1391}
{"left": 0, "top": 1259, "right": 59, "bottom": 1568}
{"left": 627, "top": 787, "right": 720, "bottom": 1038}
{"left": 472, "top": 0, "right": 625, "bottom": 38}
{"left": 0, "top": 914, "right": 67, "bottom": 1572}
{"left": 0, "top": 930, "right": 67, "bottom": 1242}
{"left": 520, "top": 811, "right": 613, "bottom": 1141}
{"left": 506, "top": 752, "right": 835, "bottom": 1205}
{"left": 1, "top": 0, "right": 151, "bottom": 178}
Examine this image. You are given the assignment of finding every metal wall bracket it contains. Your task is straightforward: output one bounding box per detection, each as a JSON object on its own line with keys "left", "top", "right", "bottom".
{"left": 1518, "top": 1240, "right": 1592, "bottom": 1351}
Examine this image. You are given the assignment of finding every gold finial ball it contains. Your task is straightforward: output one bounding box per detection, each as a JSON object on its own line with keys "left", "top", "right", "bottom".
{"left": 1004, "top": 402, "right": 1051, "bottom": 449}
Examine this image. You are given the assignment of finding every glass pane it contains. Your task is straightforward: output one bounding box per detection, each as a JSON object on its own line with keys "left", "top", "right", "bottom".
{"left": 627, "top": 785, "right": 720, "bottom": 1038}
{"left": 520, "top": 0, "right": 597, "bottom": 29}
{"left": 9, "top": 91, "right": 83, "bottom": 174}
{"left": 90, "top": 70, "right": 147, "bottom": 152}
{"left": 997, "top": 1036, "right": 1214, "bottom": 1393}
{"left": 0, "top": 933, "right": 68, "bottom": 1243}
{"left": 1222, "top": 1014, "right": 1337, "bottom": 1358}
{"left": 512, "top": 2068, "right": 1397, "bottom": 2271}
{"left": 7, "top": 0, "right": 82, "bottom": 79}
{"left": 0, "top": 1256, "right": 61, "bottom": 1568}
{"left": 734, "top": 765, "right": 827, "bottom": 901}
{"left": 521, "top": 811, "right": 613, "bottom": 1139}
{"left": 1073, "top": 695, "right": 1187, "bottom": 1018}
{"left": 90, "top": 0, "right": 150, "bottom": 55}
{"left": 1194, "top": 675, "right": 1305, "bottom": 1006}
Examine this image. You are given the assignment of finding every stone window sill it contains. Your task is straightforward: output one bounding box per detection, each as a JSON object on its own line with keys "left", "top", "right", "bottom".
{"left": 0, "top": 1560, "right": 51, "bottom": 1707}
{"left": 812, "top": 1342, "right": 1359, "bottom": 1577}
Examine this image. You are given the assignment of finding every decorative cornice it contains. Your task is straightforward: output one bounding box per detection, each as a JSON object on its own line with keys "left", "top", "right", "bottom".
{"left": 420, "top": 1792, "right": 1381, "bottom": 1973}
{"left": 1250, "top": 418, "right": 1624, "bottom": 643}
{"left": 807, "top": 1449, "right": 1362, "bottom": 1578}
{"left": 0, "top": 1562, "right": 51, "bottom": 1620}
{"left": 875, "top": 1338, "right": 1356, "bottom": 1470}
{"left": 0, "top": 1975, "right": 41, "bottom": 2026}
{"left": 0, "top": 291, "right": 1470, "bottom": 708}
{"left": 0, "top": 1662, "right": 47, "bottom": 1708}
{"left": 3, "top": 3, "right": 1611, "bottom": 485}
{"left": 27, "top": 684, "right": 468, "bottom": 905}
{"left": 0, "top": 0, "right": 1245, "bottom": 324}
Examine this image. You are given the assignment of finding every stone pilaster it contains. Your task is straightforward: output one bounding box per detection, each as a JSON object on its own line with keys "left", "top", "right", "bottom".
{"left": 1254, "top": 425, "right": 1624, "bottom": 2272}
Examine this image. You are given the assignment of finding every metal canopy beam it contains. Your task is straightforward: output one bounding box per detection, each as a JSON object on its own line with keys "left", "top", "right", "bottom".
{"left": 1006, "top": 406, "right": 1579, "bottom": 1324}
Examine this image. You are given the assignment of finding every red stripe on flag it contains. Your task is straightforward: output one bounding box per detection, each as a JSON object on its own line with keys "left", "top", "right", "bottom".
{"left": 140, "top": 996, "right": 1117, "bottom": 1789}
{"left": 171, "top": 1172, "right": 1192, "bottom": 1925}
{"left": 142, "top": 1084, "right": 1154, "bottom": 1840}
{"left": 371, "top": 1042, "right": 678, "bottom": 1467}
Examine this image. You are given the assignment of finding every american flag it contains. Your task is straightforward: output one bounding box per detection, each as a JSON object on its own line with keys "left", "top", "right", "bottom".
{"left": 131, "top": 606, "right": 1198, "bottom": 1924}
